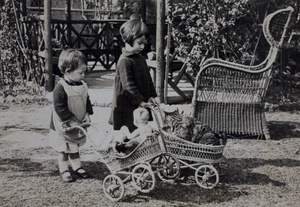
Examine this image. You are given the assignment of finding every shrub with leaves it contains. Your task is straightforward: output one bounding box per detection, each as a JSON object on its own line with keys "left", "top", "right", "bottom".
{"left": 0, "top": 0, "right": 21, "bottom": 97}
{"left": 167, "top": 0, "right": 300, "bottom": 104}
{"left": 167, "top": 0, "right": 269, "bottom": 71}
{"left": 167, "top": 0, "right": 299, "bottom": 65}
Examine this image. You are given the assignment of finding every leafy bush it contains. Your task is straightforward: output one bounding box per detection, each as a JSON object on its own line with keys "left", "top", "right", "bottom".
{"left": 167, "top": 0, "right": 297, "bottom": 67}
{"left": 167, "top": 0, "right": 300, "bottom": 104}
{"left": 0, "top": 0, "right": 21, "bottom": 96}
{"left": 167, "top": 0, "right": 256, "bottom": 69}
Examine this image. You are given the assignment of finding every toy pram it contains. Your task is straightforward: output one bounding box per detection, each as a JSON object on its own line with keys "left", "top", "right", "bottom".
{"left": 151, "top": 104, "right": 229, "bottom": 189}
{"left": 65, "top": 106, "right": 180, "bottom": 202}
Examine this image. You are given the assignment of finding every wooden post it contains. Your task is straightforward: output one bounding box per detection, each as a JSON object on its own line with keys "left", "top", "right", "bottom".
{"left": 164, "top": 23, "right": 171, "bottom": 104}
{"left": 156, "top": 0, "right": 165, "bottom": 103}
{"left": 44, "top": 0, "right": 53, "bottom": 91}
{"left": 66, "top": 0, "right": 72, "bottom": 47}
{"left": 20, "top": 0, "right": 27, "bottom": 17}
{"left": 141, "top": 0, "right": 146, "bottom": 22}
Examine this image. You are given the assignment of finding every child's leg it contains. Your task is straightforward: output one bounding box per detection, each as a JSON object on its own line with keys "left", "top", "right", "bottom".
{"left": 57, "top": 152, "right": 69, "bottom": 173}
{"left": 69, "top": 152, "right": 80, "bottom": 171}
{"left": 57, "top": 152, "right": 72, "bottom": 182}
{"left": 69, "top": 152, "right": 89, "bottom": 178}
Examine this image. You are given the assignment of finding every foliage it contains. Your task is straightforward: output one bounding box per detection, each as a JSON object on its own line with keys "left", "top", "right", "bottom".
{"left": 167, "top": 0, "right": 300, "bottom": 103}
{"left": 122, "top": 0, "right": 156, "bottom": 21}
{"left": 167, "top": 0, "right": 262, "bottom": 70}
{"left": 167, "top": 0, "right": 298, "bottom": 68}
{"left": 82, "top": 0, "right": 156, "bottom": 21}
{"left": 0, "top": 0, "right": 21, "bottom": 96}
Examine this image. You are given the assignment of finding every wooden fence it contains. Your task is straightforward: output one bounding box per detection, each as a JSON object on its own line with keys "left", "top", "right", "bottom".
{"left": 20, "top": 18, "right": 125, "bottom": 89}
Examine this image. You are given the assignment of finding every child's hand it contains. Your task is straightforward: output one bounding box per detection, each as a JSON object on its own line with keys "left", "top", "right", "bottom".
{"left": 82, "top": 113, "right": 91, "bottom": 123}
{"left": 68, "top": 119, "right": 80, "bottom": 127}
{"left": 149, "top": 97, "right": 159, "bottom": 105}
{"left": 139, "top": 101, "right": 151, "bottom": 108}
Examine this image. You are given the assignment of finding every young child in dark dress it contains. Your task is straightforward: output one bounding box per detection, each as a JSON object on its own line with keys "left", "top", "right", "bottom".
{"left": 109, "top": 19, "right": 157, "bottom": 132}
{"left": 49, "top": 49, "right": 93, "bottom": 182}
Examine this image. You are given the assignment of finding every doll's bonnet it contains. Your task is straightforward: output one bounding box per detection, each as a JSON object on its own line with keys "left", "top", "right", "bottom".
{"left": 133, "top": 108, "right": 150, "bottom": 127}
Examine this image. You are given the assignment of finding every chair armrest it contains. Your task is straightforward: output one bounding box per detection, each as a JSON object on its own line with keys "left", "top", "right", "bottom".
{"left": 201, "top": 56, "right": 268, "bottom": 73}
{"left": 192, "top": 62, "right": 273, "bottom": 106}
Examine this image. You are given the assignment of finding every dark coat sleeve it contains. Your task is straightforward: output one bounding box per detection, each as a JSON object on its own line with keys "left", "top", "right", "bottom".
{"left": 148, "top": 70, "right": 157, "bottom": 98}
{"left": 53, "top": 83, "right": 75, "bottom": 122}
{"left": 118, "top": 58, "right": 145, "bottom": 105}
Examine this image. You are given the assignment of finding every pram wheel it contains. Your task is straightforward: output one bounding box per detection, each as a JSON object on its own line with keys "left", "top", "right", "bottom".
{"left": 151, "top": 154, "right": 180, "bottom": 181}
{"left": 131, "top": 164, "right": 156, "bottom": 193}
{"left": 195, "top": 165, "right": 219, "bottom": 189}
{"left": 103, "top": 174, "right": 125, "bottom": 202}
{"left": 215, "top": 155, "right": 229, "bottom": 176}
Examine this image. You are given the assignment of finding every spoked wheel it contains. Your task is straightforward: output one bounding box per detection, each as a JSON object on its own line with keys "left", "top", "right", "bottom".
{"left": 195, "top": 165, "right": 219, "bottom": 189}
{"left": 131, "top": 164, "right": 156, "bottom": 193}
{"left": 151, "top": 153, "right": 180, "bottom": 181}
{"left": 103, "top": 174, "right": 125, "bottom": 202}
{"left": 215, "top": 155, "right": 229, "bottom": 176}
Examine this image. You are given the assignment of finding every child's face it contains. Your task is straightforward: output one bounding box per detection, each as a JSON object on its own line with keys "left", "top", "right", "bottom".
{"left": 131, "top": 35, "right": 147, "bottom": 54}
{"left": 66, "top": 61, "right": 87, "bottom": 82}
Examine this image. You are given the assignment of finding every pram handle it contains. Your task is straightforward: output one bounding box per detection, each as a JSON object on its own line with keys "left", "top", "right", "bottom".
{"left": 147, "top": 101, "right": 166, "bottom": 130}
{"left": 146, "top": 101, "right": 169, "bottom": 153}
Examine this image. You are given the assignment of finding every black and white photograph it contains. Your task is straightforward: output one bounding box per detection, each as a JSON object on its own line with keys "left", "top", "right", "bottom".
{"left": 0, "top": 0, "right": 299, "bottom": 206}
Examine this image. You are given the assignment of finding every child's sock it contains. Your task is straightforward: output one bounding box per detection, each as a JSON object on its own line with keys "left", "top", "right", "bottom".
{"left": 58, "top": 160, "right": 69, "bottom": 173}
{"left": 69, "top": 158, "right": 82, "bottom": 171}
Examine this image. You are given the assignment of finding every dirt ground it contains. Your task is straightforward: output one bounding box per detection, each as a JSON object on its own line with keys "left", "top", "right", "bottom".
{"left": 0, "top": 102, "right": 300, "bottom": 207}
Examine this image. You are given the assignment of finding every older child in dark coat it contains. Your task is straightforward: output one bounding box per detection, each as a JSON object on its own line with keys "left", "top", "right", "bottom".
{"left": 109, "top": 19, "right": 157, "bottom": 132}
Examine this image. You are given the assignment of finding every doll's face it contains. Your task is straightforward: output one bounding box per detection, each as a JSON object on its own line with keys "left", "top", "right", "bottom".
{"left": 134, "top": 108, "right": 149, "bottom": 127}
{"left": 131, "top": 35, "right": 147, "bottom": 54}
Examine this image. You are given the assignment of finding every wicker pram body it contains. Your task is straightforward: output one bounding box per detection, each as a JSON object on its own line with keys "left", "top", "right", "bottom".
{"left": 161, "top": 129, "right": 225, "bottom": 164}
{"left": 151, "top": 104, "right": 228, "bottom": 189}
{"left": 96, "top": 134, "right": 164, "bottom": 173}
{"left": 76, "top": 105, "right": 180, "bottom": 201}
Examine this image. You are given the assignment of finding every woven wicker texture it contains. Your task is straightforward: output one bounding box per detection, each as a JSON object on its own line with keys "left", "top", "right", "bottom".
{"left": 192, "top": 7, "right": 294, "bottom": 139}
{"left": 162, "top": 130, "right": 225, "bottom": 163}
{"left": 96, "top": 136, "right": 163, "bottom": 173}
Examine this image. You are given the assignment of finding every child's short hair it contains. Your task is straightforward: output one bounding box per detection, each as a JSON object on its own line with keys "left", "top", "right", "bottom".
{"left": 58, "top": 49, "right": 87, "bottom": 74}
{"left": 120, "top": 19, "right": 148, "bottom": 46}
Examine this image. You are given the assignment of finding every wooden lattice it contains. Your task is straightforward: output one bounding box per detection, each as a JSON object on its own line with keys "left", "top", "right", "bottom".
{"left": 20, "top": 17, "right": 125, "bottom": 90}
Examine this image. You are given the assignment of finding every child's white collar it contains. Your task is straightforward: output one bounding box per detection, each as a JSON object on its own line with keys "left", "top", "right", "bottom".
{"left": 125, "top": 43, "right": 133, "bottom": 52}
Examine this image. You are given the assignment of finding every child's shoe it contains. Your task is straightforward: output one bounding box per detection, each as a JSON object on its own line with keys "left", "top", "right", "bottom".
{"left": 74, "top": 168, "right": 89, "bottom": 178}
{"left": 60, "top": 170, "right": 73, "bottom": 182}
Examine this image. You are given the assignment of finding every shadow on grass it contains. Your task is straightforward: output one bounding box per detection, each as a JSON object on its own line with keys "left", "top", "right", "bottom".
{"left": 0, "top": 158, "right": 44, "bottom": 172}
{"left": 0, "top": 157, "right": 110, "bottom": 181}
{"left": 1, "top": 150, "right": 298, "bottom": 205}
{"left": 226, "top": 121, "right": 300, "bottom": 140}
{"left": 121, "top": 156, "right": 300, "bottom": 205}
{"left": 268, "top": 121, "right": 300, "bottom": 140}
{"left": 222, "top": 157, "right": 300, "bottom": 187}
{"left": 81, "top": 160, "right": 110, "bottom": 180}
{"left": 230, "top": 157, "right": 300, "bottom": 168}
{"left": 121, "top": 177, "right": 247, "bottom": 205}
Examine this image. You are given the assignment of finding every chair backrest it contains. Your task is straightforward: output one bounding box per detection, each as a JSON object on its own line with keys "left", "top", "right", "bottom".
{"left": 199, "top": 7, "right": 294, "bottom": 73}
{"left": 259, "top": 6, "right": 294, "bottom": 97}
{"left": 263, "top": 6, "right": 294, "bottom": 48}
{"left": 263, "top": 6, "right": 294, "bottom": 67}
{"left": 192, "top": 7, "right": 294, "bottom": 108}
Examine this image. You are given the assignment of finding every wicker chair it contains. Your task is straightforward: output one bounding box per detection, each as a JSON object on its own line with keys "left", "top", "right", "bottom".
{"left": 192, "top": 7, "right": 294, "bottom": 139}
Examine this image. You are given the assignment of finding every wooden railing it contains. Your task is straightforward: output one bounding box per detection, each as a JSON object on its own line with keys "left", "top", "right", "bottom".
{"left": 20, "top": 17, "right": 157, "bottom": 90}
{"left": 20, "top": 18, "right": 126, "bottom": 90}
{"left": 42, "top": 19, "right": 125, "bottom": 70}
